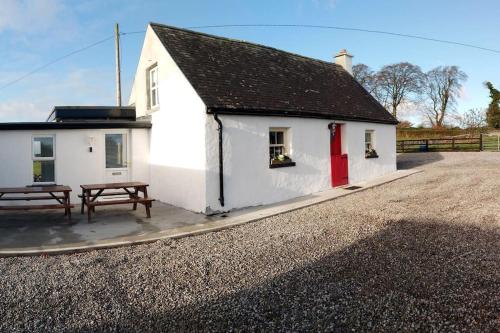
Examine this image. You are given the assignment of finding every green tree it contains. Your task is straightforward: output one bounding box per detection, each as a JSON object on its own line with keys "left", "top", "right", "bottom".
{"left": 485, "top": 82, "right": 500, "bottom": 128}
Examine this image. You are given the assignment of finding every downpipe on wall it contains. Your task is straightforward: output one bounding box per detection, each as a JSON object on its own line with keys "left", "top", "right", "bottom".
{"left": 213, "top": 113, "right": 224, "bottom": 206}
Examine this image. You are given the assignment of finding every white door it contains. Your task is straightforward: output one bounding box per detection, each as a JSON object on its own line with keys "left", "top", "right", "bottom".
{"left": 104, "top": 133, "right": 129, "bottom": 183}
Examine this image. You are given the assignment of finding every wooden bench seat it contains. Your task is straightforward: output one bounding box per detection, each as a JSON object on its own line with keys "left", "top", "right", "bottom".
{"left": 78, "top": 191, "right": 129, "bottom": 198}
{"left": 0, "top": 196, "right": 66, "bottom": 201}
{"left": 0, "top": 185, "right": 73, "bottom": 219}
{"left": 87, "top": 198, "right": 154, "bottom": 207}
{"left": 0, "top": 204, "right": 74, "bottom": 211}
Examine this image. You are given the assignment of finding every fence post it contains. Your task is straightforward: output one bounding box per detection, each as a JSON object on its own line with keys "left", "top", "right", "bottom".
{"left": 425, "top": 139, "right": 429, "bottom": 152}
{"left": 479, "top": 134, "right": 483, "bottom": 151}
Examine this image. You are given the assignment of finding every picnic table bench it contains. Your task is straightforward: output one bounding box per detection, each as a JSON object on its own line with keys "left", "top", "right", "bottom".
{"left": 80, "top": 182, "right": 154, "bottom": 222}
{"left": 0, "top": 185, "right": 73, "bottom": 219}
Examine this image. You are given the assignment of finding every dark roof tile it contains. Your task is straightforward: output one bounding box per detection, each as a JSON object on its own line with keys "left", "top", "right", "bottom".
{"left": 151, "top": 23, "right": 397, "bottom": 125}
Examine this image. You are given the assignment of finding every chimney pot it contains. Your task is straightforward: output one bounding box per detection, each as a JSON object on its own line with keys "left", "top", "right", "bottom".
{"left": 334, "top": 49, "right": 353, "bottom": 75}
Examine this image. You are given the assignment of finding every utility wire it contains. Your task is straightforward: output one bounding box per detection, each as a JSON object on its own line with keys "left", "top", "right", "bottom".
{"left": 0, "top": 35, "right": 114, "bottom": 91}
{"left": 186, "top": 24, "right": 500, "bottom": 54}
{"left": 1, "top": 24, "right": 499, "bottom": 92}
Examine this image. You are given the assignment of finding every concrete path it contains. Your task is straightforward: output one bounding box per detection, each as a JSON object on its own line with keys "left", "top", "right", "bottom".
{"left": 0, "top": 169, "right": 420, "bottom": 256}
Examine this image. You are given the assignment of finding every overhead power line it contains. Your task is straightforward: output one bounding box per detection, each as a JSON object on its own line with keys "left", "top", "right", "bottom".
{"left": 1, "top": 24, "right": 499, "bottom": 92}
{"left": 0, "top": 35, "right": 114, "bottom": 91}
{"left": 186, "top": 24, "right": 500, "bottom": 54}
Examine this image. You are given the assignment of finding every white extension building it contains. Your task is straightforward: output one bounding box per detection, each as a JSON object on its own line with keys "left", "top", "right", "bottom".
{"left": 0, "top": 23, "right": 398, "bottom": 214}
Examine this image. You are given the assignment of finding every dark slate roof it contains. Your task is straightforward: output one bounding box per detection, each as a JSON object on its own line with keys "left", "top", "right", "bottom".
{"left": 150, "top": 23, "right": 397, "bottom": 125}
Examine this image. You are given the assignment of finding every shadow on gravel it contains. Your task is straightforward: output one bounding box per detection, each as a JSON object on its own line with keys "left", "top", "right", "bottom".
{"left": 397, "top": 152, "right": 444, "bottom": 170}
{"left": 94, "top": 219, "right": 499, "bottom": 332}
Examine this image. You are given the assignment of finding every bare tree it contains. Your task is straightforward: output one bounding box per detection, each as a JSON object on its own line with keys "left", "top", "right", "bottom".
{"left": 353, "top": 64, "right": 375, "bottom": 91}
{"left": 457, "top": 108, "right": 486, "bottom": 133}
{"left": 376, "top": 62, "right": 424, "bottom": 118}
{"left": 352, "top": 63, "right": 389, "bottom": 109}
{"left": 422, "top": 66, "right": 467, "bottom": 128}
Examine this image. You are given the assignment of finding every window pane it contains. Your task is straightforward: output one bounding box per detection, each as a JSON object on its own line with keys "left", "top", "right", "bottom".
{"left": 270, "top": 131, "right": 276, "bottom": 145}
{"left": 106, "top": 134, "right": 127, "bottom": 168}
{"left": 33, "top": 160, "right": 55, "bottom": 183}
{"left": 33, "top": 137, "right": 54, "bottom": 158}
{"left": 276, "top": 132, "right": 284, "bottom": 144}
{"left": 365, "top": 132, "right": 371, "bottom": 143}
{"left": 152, "top": 89, "right": 157, "bottom": 107}
{"left": 152, "top": 68, "right": 157, "bottom": 84}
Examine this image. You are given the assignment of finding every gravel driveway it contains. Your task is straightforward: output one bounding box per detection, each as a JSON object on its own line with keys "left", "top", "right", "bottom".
{"left": 1, "top": 152, "right": 499, "bottom": 332}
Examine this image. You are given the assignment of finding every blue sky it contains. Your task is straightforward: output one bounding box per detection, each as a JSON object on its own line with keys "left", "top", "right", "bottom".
{"left": 1, "top": 0, "right": 499, "bottom": 124}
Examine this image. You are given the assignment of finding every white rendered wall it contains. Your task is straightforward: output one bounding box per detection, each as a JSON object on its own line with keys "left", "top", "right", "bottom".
{"left": 0, "top": 128, "right": 150, "bottom": 203}
{"left": 343, "top": 121, "right": 396, "bottom": 184}
{"left": 129, "top": 26, "right": 207, "bottom": 212}
{"left": 205, "top": 115, "right": 396, "bottom": 212}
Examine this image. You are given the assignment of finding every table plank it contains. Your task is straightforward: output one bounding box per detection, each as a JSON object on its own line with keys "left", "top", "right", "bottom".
{"left": 80, "top": 182, "right": 148, "bottom": 190}
{"left": 0, "top": 186, "right": 72, "bottom": 194}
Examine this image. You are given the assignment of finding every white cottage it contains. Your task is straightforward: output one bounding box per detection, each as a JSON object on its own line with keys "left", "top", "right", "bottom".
{"left": 128, "top": 23, "right": 397, "bottom": 213}
{"left": 0, "top": 23, "right": 397, "bottom": 214}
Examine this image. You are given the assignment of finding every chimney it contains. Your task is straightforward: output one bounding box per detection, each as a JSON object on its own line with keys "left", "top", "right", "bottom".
{"left": 334, "top": 49, "right": 353, "bottom": 75}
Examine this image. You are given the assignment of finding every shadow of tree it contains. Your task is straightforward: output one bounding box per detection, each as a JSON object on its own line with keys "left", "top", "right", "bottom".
{"left": 89, "top": 219, "right": 499, "bottom": 332}
{"left": 397, "top": 152, "right": 444, "bottom": 170}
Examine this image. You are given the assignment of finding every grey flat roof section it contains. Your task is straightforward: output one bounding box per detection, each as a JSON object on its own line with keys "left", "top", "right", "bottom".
{"left": 47, "top": 106, "right": 136, "bottom": 122}
{"left": 0, "top": 121, "right": 152, "bottom": 130}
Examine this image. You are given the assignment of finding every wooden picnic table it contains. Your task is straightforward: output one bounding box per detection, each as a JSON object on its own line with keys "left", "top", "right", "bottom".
{"left": 0, "top": 185, "right": 74, "bottom": 219}
{"left": 80, "top": 182, "right": 154, "bottom": 222}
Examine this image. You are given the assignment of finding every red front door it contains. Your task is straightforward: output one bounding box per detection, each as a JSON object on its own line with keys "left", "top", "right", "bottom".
{"left": 330, "top": 124, "right": 349, "bottom": 187}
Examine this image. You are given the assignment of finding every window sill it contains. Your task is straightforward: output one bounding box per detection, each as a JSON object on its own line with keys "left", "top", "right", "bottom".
{"left": 146, "top": 106, "right": 160, "bottom": 114}
{"left": 269, "top": 161, "right": 296, "bottom": 169}
{"left": 365, "top": 155, "right": 379, "bottom": 159}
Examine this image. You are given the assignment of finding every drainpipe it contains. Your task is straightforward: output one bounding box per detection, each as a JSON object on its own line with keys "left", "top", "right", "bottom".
{"left": 213, "top": 113, "right": 225, "bottom": 206}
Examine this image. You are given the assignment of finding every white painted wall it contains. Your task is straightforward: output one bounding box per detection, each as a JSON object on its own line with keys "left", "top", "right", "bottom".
{"left": 125, "top": 24, "right": 396, "bottom": 214}
{"left": 0, "top": 128, "right": 150, "bottom": 203}
{"left": 129, "top": 26, "right": 208, "bottom": 213}
{"left": 205, "top": 115, "right": 396, "bottom": 212}
{"left": 343, "top": 121, "right": 396, "bottom": 184}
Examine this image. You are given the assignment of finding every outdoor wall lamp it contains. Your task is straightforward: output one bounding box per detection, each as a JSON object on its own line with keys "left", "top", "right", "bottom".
{"left": 328, "top": 122, "right": 336, "bottom": 137}
{"left": 88, "top": 136, "right": 95, "bottom": 152}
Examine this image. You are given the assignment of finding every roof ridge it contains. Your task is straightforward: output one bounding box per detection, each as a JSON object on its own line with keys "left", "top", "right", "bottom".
{"left": 149, "top": 22, "right": 342, "bottom": 69}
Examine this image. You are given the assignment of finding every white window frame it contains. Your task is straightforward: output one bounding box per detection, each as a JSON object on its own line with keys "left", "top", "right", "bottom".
{"left": 269, "top": 127, "right": 290, "bottom": 161}
{"left": 104, "top": 132, "right": 129, "bottom": 170}
{"left": 32, "top": 134, "right": 56, "bottom": 184}
{"left": 365, "top": 130, "right": 375, "bottom": 152}
{"left": 148, "top": 64, "right": 159, "bottom": 110}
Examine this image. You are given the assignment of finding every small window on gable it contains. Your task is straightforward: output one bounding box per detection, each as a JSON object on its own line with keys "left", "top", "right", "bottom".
{"left": 269, "top": 128, "right": 295, "bottom": 168}
{"left": 147, "top": 65, "right": 159, "bottom": 109}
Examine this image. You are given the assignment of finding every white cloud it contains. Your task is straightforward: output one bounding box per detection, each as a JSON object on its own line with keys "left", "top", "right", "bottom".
{"left": 0, "top": 101, "right": 48, "bottom": 122}
{"left": 0, "top": 0, "right": 62, "bottom": 33}
{"left": 0, "top": 68, "right": 117, "bottom": 122}
{"left": 0, "top": 0, "right": 80, "bottom": 48}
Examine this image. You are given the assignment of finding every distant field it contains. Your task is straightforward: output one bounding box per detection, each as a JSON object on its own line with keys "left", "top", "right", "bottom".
{"left": 397, "top": 128, "right": 484, "bottom": 140}
{"left": 397, "top": 132, "right": 500, "bottom": 152}
{"left": 482, "top": 135, "right": 500, "bottom": 151}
